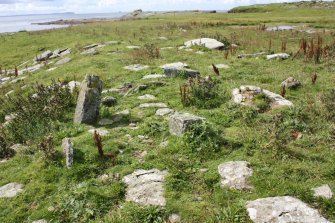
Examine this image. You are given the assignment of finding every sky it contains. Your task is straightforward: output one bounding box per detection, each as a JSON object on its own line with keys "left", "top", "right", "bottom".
{"left": 0, "top": 0, "right": 326, "bottom": 16}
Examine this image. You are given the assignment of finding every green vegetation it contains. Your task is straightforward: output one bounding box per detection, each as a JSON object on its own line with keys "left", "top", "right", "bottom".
{"left": 0, "top": 2, "right": 335, "bottom": 222}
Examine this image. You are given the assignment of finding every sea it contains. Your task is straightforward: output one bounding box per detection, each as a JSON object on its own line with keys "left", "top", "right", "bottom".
{"left": 0, "top": 12, "right": 127, "bottom": 33}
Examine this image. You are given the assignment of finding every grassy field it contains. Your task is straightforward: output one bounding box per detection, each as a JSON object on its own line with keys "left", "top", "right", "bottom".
{"left": 0, "top": 2, "right": 335, "bottom": 222}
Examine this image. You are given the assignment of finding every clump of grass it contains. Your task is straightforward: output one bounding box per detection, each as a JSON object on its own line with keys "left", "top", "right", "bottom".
{"left": 130, "top": 43, "right": 160, "bottom": 61}
{"left": 39, "top": 134, "right": 56, "bottom": 161}
{"left": 253, "top": 93, "right": 271, "bottom": 113}
{"left": 94, "top": 130, "right": 104, "bottom": 157}
{"left": 0, "top": 135, "right": 15, "bottom": 159}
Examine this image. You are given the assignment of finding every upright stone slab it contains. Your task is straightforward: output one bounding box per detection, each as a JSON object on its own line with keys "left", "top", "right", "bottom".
{"left": 246, "top": 196, "right": 330, "bottom": 223}
{"left": 169, "top": 113, "right": 204, "bottom": 136}
{"left": 74, "top": 75, "right": 103, "bottom": 124}
{"left": 62, "top": 138, "right": 74, "bottom": 169}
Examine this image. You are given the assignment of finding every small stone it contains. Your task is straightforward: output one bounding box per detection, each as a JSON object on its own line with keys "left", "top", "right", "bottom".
{"left": 88, "top": 129, "right": 109, "bottom": 136}
{"left": 164, "top": 68, "right": 200, "bottom": 78}
{"left": 168, "top": 214, "right": 181, "bottom": 223}
{"left": 32, "top": 219, "right": 48, "bottom": 223}
{"left": 127, "top": 46, "right": 141, "bottom": 49}
{"left": 281, "top": 77, "right": 301, "bottom": 89}
{"left": 169, "top": 113, "right": 204, "bottom": 136}
{"left": 47, "top": 67, "right": 57, "bottom": 72}
{"left": 266, "top": 53, "right": 290, "bottom": 60}
{"left": 160, "top": 62, "right": 188, "bottom": 70}
{"left": 101, "top": 96, "right": 117, "bottom": 107}
{"left": 124, "top": 64, "right": 149, "bottom": 71}
{"left": 138, "top": 94, "right": 156, "bottom": 100}
{"left": 139, "top": 103, "right": 168, "bottom": 108}
{"left": 218, "top": 161, "right": 253, "bottom": 190}
{"left": 98, "top": 119, "right": 114, "bottom": 126}
{"left": 142, "top": 74, "right": 166, "bottom": 79}
{"left": 55, "top": 57, "right": 71, "bottom": 65}
{"left": 47, "top": 206, "right": 55, "bottom": 212}
{"left": 312, "top": 184, "right": 333, "bottom": 199}
{"left": 66, "top": 81, "right": 81, "bottom": 93}
{"left": 159, "top": 141, "right": 169, "bottom": 148}
{"left": 199, "top": 168, "right": 208, "bottom": 173}
{"left": 155, "top": 108, "right": 175, "bottom": 117}
{"left": 184, "top": 38, "right": 224, "bottom": 50}
{"left": 81, "top": 48, "right": 98, "bottom": 55}
{"left": 0, "top": 183, "right": 24, "bottom": 198}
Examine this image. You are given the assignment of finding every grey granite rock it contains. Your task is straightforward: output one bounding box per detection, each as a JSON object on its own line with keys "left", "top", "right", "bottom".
{"left": 169, "top": 112, "right": 204, "bottom": 136}
{"left": 218, "top": 161, "right": 253, "bottom": 190}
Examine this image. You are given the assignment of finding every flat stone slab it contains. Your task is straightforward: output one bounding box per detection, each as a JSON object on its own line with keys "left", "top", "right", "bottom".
{"left": 169, "top": 112, "right": 204, "bottom": 136}
{"left": 127, "top": 46, "right": 141, "bottom": 49}
{"left": 139, "top": 103, "right": 167, "bottom": 108}
{"left": 232, "top": 85, "right": 293, "bottom": 108}
{"left": 184, "top": 38, "right": 224, "bottom": 50}
{"left": 55, "top": 57, "right": 71, "bottom": 65}
{"left": 246, "top": 196, "right": 330, "bottom": 223}
{"left": 312, "top": 184, "right": 333, "bottom": 199}
{"left": 88, "top": 129, "right": 109, "bottom": 136}
{"left": 267, "top": 53, "right": 290, "bottom": 60}
{"left": 160, "top": 62, "right": 188, "bottom": 70}
{"left": 124, "top": 64, "right": 149, "bottom": 71}
{"left": 218, "top": 161, "right": 253, "bottom": 190}
{"left": 81, "top": 48, "right": 98, "bottom": 55}
{"left": 123, "top": 169, "right": 168, "bottom": 206}
{"left": 142, "top": 74, "right": 166, "bottom": 79}
{"left": 0, "top": 183, "right": 24, "bottom": 198}
{"left": 156, "top": 108, "right": 175, "bottom": 117}
{"left": 138, "top": 94, "right": 156, "bottom": 100}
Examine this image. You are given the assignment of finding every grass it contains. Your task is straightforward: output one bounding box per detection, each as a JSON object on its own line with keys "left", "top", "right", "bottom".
{"left": 0, "top": 3, "right": 335, "bottom": 222}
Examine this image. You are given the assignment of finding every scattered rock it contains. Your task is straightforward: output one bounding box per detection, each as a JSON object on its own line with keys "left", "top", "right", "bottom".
{"left": 83, "top": 43, "right": 99, "bottom": 50}
{"left": 66, "top": 81, "right": 81, "bottom": 93}
{"left": 266, "top": 25, "right": 295, "bottom": 31}
{"left": 134, "top": 150, "right": 147, "bottom": 162}
{"left": 155, "top": 108, "right": 175, "bottom": 117}
{"left": 164, "top": 68, "right": 200, "bottom": 78}
{"left": 88, "top": 129, "right": 109, "bottom": 136}
{"left": 168, "top": 214, "right": 181, "bottom": 223}
{"left": 127, "top": 46, "right": 141, "bottom": 49}
{"left": 169, "top": 112, "right": 204, "bottom": 136}
{"left": 47, "top": 67, "right": 57, "bottom": 72}
{"left": 138, "top": 94, "right": 156, "bottom": 100}
{"left": 0, "top": 183, "right": 24, "bottom": 198}
{"left": 160, "top": 62, "right": 188, "bottom": 70}
{"left": 123, "top": 169, "right": 168, "bottom": 206}
{"left": 232, "top": 85, "right": 293, "bottom": 108}
{"left": 312, "top": 184, "right": 333, "bottom": 199}
{"left": 237, "top": 52, "right": 266, "bottom": 59}
{"left": 55, "top": 57, "right": 71, "bottom": 65}
{"left": 218, "top": 161, "right": 253, "bottom": 190}
{"left": 101, "top": 96, "right": 117, "bottom": 107}
{"left": 32, "top": 220, "right": 48, "bottom": 223}
{"left": 35, "top": 50, "right": 53, "bottom": 62}
{"left": 59, "top": 48, "right": 71, "bottom": 57}
{"left": 62, "top": 138, "right": 74, "bottom": 169}
{"left": 139, "top": 103, "right": 168, "bottom": 108}
{"left": 281, "top": 77, "right": 301, "bottom": 89}
{"left": 81, "top": 48, "right": 98, "bottom": 55}
{"left": 142, "top": 74, "right": 166, "bottom": 79}
{"left": 266, "top": 53, "right": 290, "bottom": 60}
{"left": 124, "top": 64, "right": 149, "bottom": 71}
{"left": 159, "top": 37, "right": 168, "bottom": 40}
{"left": 184, "top": 38, "right": 224, "bottom": 50}
{"left": 74, "top": 75, "right": 103, "bottom": 124}
{"left": 246, "top": 196, "right": 330, "bottom": 223}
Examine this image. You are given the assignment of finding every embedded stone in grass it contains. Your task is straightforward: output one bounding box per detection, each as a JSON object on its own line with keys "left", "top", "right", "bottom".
{"left": 139, "top": 103, "right": 168, "bottom": 108}
{"left": 281, "top": 77, "right": 301, "bottom": 89}
{"left": 138, "top": 94, "right": 156, "bottom": 100}
{"left": 160, "top": 62, "right": 188, "bottom": 70}
{"left": 312, "top": 184, "right": 333, "bottom": 199}
{"left": 232, "top": 85, "right": 293, "bottom": 108}
{"left": 88, "top": 129, "right": 109, "bottom": 136}
{"left": 168, "top": 214, "right": 181, "bottom": 223}
{"left": 62, "top": 138, "right": 74, "bottom": 169}
{"left": 80, "top": 48, "right": 98, "bottom": 55}
{"left": 66, "top": 81, "right": 81, "bottom": 93}
{"left": 83, "top": 43, "right": 99, "bottom": 49}
{"left": 142, "top": 74, "right": 166, "bottom": 79}
{"left": 74, "top": 75, "right": 103, "bottom": 124}
{"left": 124, "top": 64, "right": 149, "bottom": 71}
{"left": 169, "top": 112, "right": 204, "bottom": 136}
{"left": 47, "top": 67, "right": 57, "bottom": 72}
{"left": 218, "top": 161, "right": 253, "bottom": 190}
{"left": 164, "top": 68, "right": 200, "bottom": 78}
{"left": 35, "top": 50, "right": 53, "bottom": 62}
{"left": 123, "top": 169, "right": 168, "bottom": 206}
{"left": 266, "top": 53, "right": 290, "bottom": 60}
{"left": 101, "top": 96, "right": 117, "bottom": 107}
{"left": 126, "top": 45, "right": 141, "bottom": 49}
{"left": 184, "top": 38, "right": 225, "bottom": 50}
{"left": 55, "top": 57, "right": 71, "bottom": 65}
{"left": 32, "top": 220, "right": 48, "bottom": 223}
{"left": 246, "top": 196, "right": 330, "bottom": 223}
{"left": 155, "top": 108, "right": 175, "bottom": 117}
{"left": 0, "top": 182, "right": 24, "bottom": 198}
{"left": 10, "top": 144, "right": 26, "bottom": 152}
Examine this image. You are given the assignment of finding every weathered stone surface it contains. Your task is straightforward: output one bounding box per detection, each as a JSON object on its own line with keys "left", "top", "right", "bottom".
{"left": 62, "top": 138, "right": 74, "bottom": 169}
{"left": 138, "top": 94, "right": 156, "bottom": 100}
{"left": 246, "top": 196, "right": 330, "bottom": 223}
{"left": 281, "top": 77, "right": 301, "bottom": 89}
{"left": 312, "top": 185, "right": 333, "bottom": 199}
{"left": 160, "top": 62, "right": 188, "bottom": 70}
{"left": 184, "top": 38, "right": 224, "bottom": 50}
{"left": 168, "top": 214, "right": 181, "bottom": 223}
{"left": 88, "top": 129, "right": 109, "bottom": 136}
{"left": 156, "top": 108, "right": 175, "bottom": 117}
{"left": 266, "top": 53, "right": 290, "bottom": 60}
{"left": 59, "top": 48, "right": 71, "bottom": 57}
{"left": 127, "top": 46, "right": 141, "bottom": 49}
{"left": 232, "top": 86, "right": 293, "bottom": 108}
{"left": 123, "top": 169, "right": 168, "bottom": 206}
{"left": 35, "top": 50, "right": 53, "bottom": 61}
{"left": 74, "top": 75, "right": 103, "bottom": 124}
{"left": 169, "top": 112, "right": 204, "bottom": 136}
{"left": 164, "top": 68, "right": 200, "bottom": 78}
{"left": 32, "top": 220, "right": 48, "bottom": 223}
{"left": 0, "top": 183, "right": 24, "bottom": 198}
{"left": 81, "top": 48, "right": 98, "bottom": 55}
{"left": 218, "top": 161, "right": 253, "bottom": 190}
{"left": 139, "top": 103, "right": 167, "bottom": 108}
{"left": 124, "top": 64, "right": 149, "bottom": 71}
{"left": 101, "top": 96, "right": 117, "bottom": 107}
{"left": 142, "top": 74, "right": 166, "bottom": 79}
{"left": 55, "top": 57, "right": 71, "bottom": 65}
{"left": 66, "top": 81, "right": 81, "bottom": 93}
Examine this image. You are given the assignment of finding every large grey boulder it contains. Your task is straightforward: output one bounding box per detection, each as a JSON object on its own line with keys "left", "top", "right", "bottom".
{"left": 169, "top": 112, "right": 204, "bottom": 136}
{"left": 0, "top": 182, "right": 24, "bottom": 198}
{"left": 123, "top": 169, "right": 168, "bottom": 206}
{"left": 246, "top": 196, "right": 330, "bottom": 223}
{"left": 312, "top": 184, "right": 333, "bottom": 199}
{"left": 62, "top": 138, "right": 74, "bottom": 169}
{"left": 184, "top": 38, "right": 224, "bottom": 50}
{"left": 74, "top": 75, "right": 103, "bottom": 124}
{"left": 218, "top": 161, "right": 253, "bottom": 190}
